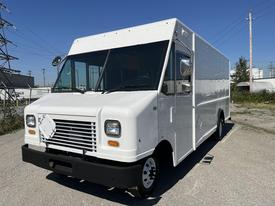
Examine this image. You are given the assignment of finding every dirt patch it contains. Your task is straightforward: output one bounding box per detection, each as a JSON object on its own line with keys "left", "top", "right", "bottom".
{"left": 231, "top": 104, "right": 275, "bottom": 134}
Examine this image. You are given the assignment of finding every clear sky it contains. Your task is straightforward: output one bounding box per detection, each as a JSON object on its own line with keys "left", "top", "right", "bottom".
{"left": 2, "top": 0, "right": 275, "bottom": 86}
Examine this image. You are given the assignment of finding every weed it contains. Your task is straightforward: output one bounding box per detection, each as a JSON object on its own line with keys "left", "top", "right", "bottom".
{"left": 0, "top": 115, "right": 24, "bottom": 136}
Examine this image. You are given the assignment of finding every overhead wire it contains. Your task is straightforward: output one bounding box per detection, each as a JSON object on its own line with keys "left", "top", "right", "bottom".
{"left": 18, "top": 24, "right": 64, "bottom": 55}
{"left": 212, "top": 18, "right": 244, "bottom": 45}
{"left": 9, "top": 46, "right": 54, "bottom": 58}
{"left": 212, "top": 0, "right": 275, "bottom": 47}
{"left": 215, "top": 24, "right": 246, "bottom": 47}
{"left": 6, "top": 27, "right": 58, "bottom": 56}
{"left": 253, "top": 0, "right": 275, "bottom": 17}
{"left": 212, "top": 15, "right": 244, "bottom": 44}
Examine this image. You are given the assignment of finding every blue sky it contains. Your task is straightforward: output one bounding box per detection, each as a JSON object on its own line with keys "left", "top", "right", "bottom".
{"left": 3, "top": 0, "right": 275, "bottom": 86}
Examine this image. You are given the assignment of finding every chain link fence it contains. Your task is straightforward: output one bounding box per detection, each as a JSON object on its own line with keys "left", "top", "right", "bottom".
{"left": 0, "top": 87, "right": 51, "bottom": 119}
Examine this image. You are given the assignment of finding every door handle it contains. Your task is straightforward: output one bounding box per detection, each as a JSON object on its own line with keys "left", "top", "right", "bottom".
{"left": 170, "top": 106, "right": 174, "bottom": 123}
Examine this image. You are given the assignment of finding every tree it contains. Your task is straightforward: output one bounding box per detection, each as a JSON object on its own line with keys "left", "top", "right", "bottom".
{"left": 232, "top": 57, "right": 249, "bottom": 84}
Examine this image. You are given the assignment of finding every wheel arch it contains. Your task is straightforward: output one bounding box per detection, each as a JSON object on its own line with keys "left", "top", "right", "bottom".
{"left": 153, "top": 139, "right": 174, "bottom": 167}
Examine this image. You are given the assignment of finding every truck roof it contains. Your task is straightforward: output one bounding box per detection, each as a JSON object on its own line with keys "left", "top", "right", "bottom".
{"left": 68, "top": 18, "right": 228, "bottom": 61}
{"left": 68, "top": 18, "right": 177, "bottom": 55}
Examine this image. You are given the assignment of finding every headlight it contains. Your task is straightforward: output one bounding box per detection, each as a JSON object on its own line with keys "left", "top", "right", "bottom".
{"left": 26, "top": 115, "right": 36, "bottom": 128}
{"left": 105, "top": 120, "right": 121, "bottom": 137}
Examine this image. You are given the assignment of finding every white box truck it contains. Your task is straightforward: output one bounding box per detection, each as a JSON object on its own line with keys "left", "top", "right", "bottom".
{"left": 22, "top": 18, "right": 230, "bottom": 198}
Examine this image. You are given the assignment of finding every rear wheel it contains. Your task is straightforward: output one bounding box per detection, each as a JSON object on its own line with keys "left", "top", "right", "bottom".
{"left": 215, "top": 115, "right": 225, "bottom": 140}
{"left": 129, "top": 156, "right": 159, "bottom": 198}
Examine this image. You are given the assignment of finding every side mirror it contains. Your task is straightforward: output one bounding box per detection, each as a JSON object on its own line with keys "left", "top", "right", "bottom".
{"left": 161, "top": 82, "right": 168, "bottom": 94}
{"left": 180, "top": 59, "right": 192, "bottom": 77}
{"left": 180, "top": 58, "right": 191, "bottom": 67}
{"left": 52, "top": 56, "right": 62, "bottom": 67}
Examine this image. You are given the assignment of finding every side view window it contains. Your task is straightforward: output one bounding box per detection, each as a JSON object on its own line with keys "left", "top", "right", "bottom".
{"left": 55, "top": 60, "right": 72, "bottom": 91}
{"left": 161, "top": 45, "right": 175, "bottom": 95}
{"left": 176, "top": 51, "right": 192, "bottom": 94}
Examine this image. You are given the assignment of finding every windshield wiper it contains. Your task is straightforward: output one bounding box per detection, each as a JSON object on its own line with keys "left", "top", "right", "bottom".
{"left": 105, "top": 84, "right": 150, "bottom": 94}
{"left": 103, "top": 86, "right": 125, "bottom": 94}
{"left": 73, "top": 88, "right": 86, "bottom": 94}
{"left": 95, "top": 50, "right": 111, "bottom": 91}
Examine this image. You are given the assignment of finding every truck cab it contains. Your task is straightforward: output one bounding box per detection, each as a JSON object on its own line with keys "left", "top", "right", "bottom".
{"left": 22, "top": 18, "right": 230, "bottom": 198}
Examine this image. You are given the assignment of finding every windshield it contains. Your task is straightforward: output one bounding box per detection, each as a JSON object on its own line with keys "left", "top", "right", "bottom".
{"left": 53, "top": 41, "right": 168, "bottom": 93}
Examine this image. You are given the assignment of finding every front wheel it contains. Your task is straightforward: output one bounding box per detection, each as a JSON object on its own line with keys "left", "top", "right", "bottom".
{"left": 129, "top": 156, "right": 159, "bottom": 198}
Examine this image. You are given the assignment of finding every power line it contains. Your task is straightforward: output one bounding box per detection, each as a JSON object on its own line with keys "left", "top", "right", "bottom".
{"left": 211, "top": 0, "right": 266, "bottom": 44}
{"left": 8, "top": 39, "right": 56, "bottom": 57}
{"left": 11, "top": 41, "right": 54, "bottom": 55}
{"left": 253, "top": 0, "right": 275, "bottom": 16}
{"left": 215, "top": 25, "right": 245, "bottom": 47}
{"left": 254, "top": 9, "right": 275, "bottom": 21}
{"left": 14, "top": 19, "right": 64, "bottom": 55}
{"left": 5, "top": 21, "right": 66, "bottom": 57}
{"left": 212, "top": 18, "right": 244, "bottom": 44}
{"left": 213, "top": 20, "right": 245, "bottom": 45}
{"left": 10, "top": 47, "right": 53, "bottom": 58}
{"left": 212, "top": 0, "right": 274, "bottom": 47}
{"left": 6, "top": 27, "right": 59, "bottom": 56}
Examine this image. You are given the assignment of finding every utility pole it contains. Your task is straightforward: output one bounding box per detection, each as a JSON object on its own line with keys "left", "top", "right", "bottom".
{"left": 269, "top": 61, "right": 274, "bottom": 78}
{"left": 247, "top": 10, "right": 253, "bottom": 92}
{"left": 27, "top": 70, "right": 31, "bottom": 76}
{"left": 42, "top": 68, "right": 45, "bottom": 87}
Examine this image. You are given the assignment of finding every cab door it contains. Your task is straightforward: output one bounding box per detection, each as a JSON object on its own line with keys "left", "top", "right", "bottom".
{"left": 158, "top": 44, "right": 176, "bottom": 164}
{"left": 174, "top": 43, "right": 193, "bottom": 164}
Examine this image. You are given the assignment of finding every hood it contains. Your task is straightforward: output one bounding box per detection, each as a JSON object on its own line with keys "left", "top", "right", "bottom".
{"left": 25, "top": 91, "right": 158, "bottom": 116}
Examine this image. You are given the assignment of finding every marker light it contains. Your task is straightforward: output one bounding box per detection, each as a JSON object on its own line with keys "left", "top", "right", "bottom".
{"left": 108, "top": 140, "right": 120, "bottom": 147}
{"left": 28, "top": 129, "right": 36, "bottom": 135}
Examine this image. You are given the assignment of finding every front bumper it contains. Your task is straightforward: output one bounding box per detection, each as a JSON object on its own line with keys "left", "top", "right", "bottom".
{"left": 21, "top": 144, "right": 141, "bottom": 188}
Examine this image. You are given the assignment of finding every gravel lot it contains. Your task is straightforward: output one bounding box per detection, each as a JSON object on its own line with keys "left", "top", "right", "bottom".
{"left": 0, "top": 105, "right": 275, "bottom": 206}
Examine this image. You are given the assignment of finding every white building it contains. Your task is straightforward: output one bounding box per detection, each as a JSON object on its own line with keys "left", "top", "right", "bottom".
{"left": 253, "top": 78, "right": 275, "bottom": 92}
{"left": 252, "top": 68, "right": 264, "bottom": 79}
{"left": 230, "top": 67, "right": 264, "bottom": 81}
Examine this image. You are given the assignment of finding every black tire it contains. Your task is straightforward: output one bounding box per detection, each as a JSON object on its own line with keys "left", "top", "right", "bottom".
{"left": 52, "top": 172, "right": 67, "bottom": 179}
{"left": 129, "top": 156, "right": 159, "bottom": 198}
{"left": 215, "top": 115, "right": 225, "bottom": 140}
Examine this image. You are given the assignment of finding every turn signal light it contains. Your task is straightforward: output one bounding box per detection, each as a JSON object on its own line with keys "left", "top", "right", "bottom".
{"left": 28, "top": 129, "right": 36, "bottom": 135}
{"left": 108, "top": 140, "right": 119, "bottom": 147}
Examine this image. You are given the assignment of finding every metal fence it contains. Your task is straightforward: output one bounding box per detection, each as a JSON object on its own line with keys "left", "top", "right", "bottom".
{"left": 0, "top": 85, "right": 51, "bottom": 118}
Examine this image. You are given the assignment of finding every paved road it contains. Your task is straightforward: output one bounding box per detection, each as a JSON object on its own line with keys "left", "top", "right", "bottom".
{"left": 0, "top": 122, "right": 275, "bottom": 206}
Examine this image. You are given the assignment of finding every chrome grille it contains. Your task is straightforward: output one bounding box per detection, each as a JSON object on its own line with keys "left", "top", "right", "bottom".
{"left": 42, "top": 119, "right": 97, "bottom": 152}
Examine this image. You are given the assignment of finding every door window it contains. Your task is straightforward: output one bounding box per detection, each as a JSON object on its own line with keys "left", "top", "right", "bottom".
{"left": 161, "top": 44, "right": 175, "bottom": 95}
{"left": 175, "top": 51, "right": 192, "bottom": 95}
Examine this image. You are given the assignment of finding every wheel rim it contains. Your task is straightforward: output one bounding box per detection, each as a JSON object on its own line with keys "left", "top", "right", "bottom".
{"left": 142, "top": 157, "right": 156, "bottom": 189}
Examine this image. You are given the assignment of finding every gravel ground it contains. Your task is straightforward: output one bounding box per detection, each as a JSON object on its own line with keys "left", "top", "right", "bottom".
{"left": 0, "top": 106, "right": 275, "bottom": 206}
{"left": 231, "top": 104, "right": 275, "bottom": 134}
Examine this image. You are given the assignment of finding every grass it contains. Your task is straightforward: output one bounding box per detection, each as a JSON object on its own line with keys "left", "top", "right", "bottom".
{"left": 236, "top": 102, "right": 275, "bottom": 112}
{"left": 232, "top": 90, "right": 275, "bottom": 104}
{"left": 0, "top": 115, "right": 24, "bottom": 136}
{"left": 231, "top": 90, "right": 275, "bottom": 112}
